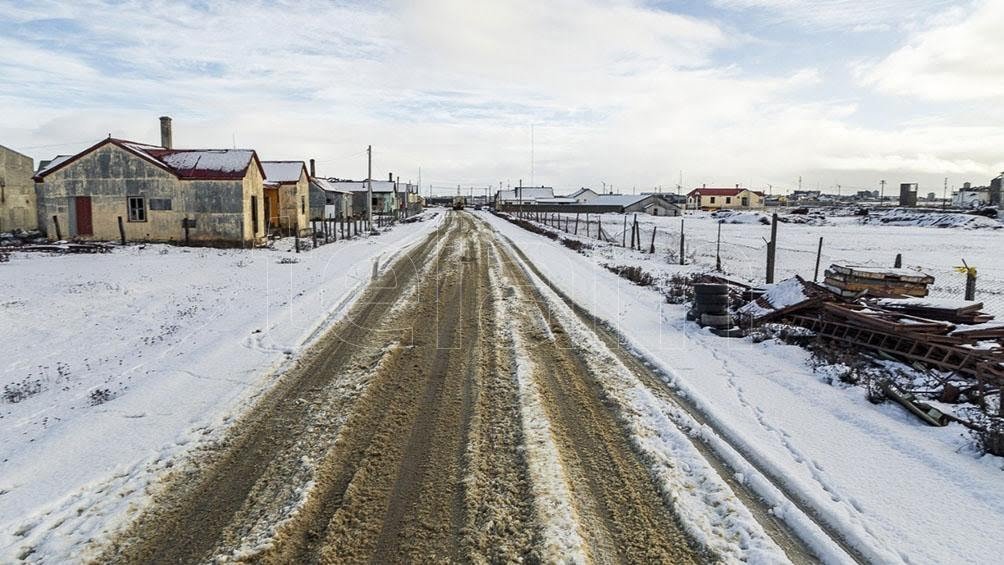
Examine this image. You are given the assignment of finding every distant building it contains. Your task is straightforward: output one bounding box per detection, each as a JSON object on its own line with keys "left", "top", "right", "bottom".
{"left": 953, "top": 185, "right": 991, "bottom": 208}
{"left": 567, "top": 187, "right": 599, "bottom": 202}
{"left": 33, "top": 117, "right": 267, "bottom": 246}
{"left": 991, "top": 175, "right": 1002, "bottom": 206}
{"left": 686, "top": 185, "right": 764, "bottom": 210}
{"left": 899, "top": 183, "right": 918, "bottom": 207}
{"left": 585, "top": 194, "right": 682, "bottom": 216}
{"left": 495, "top": 186, "right": 554, "bottom": 206}
{"left": 309, "top": 178, "right": 353, "bottom": 220}
{"left": 322, "top": 175, "right": 411, "bottom": 216}
{"left": 790, "top": 190, "right": 821, "bottom": 202}
{"left": 261, "top": 161, "right": 310, "bottom": 236}
{"left": 0, "top": 144, "right": 36, "bottom": 232}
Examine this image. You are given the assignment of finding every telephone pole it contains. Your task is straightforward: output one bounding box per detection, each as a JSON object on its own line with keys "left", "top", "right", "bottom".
{"left": 880, "top": 179, "right": 886, "bottom": 205}
{"left": 366, "top": 145, "right": 373, "bottom": 228}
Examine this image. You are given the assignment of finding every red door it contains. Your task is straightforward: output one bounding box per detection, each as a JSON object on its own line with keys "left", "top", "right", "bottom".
{"left": 75, "top": 196, "right": 93, "bottom": 236}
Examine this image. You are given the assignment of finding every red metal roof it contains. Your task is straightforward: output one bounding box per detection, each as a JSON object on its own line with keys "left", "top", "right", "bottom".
{"left": 34, "top": 137, "right": 265, "bottom": 182}
{"left": 688, "top": 187, "right": 745, "bottom": 197}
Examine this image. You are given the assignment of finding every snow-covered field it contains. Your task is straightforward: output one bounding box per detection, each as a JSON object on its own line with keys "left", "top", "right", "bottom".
{"left": 540, "top": 208, "right": 1004, "bottom": 316}
{"left": 0, "top": 212, "right": 443, "bottom": 560}
{"left": 480, "top": 210, "right": 1004, "bottom": 564}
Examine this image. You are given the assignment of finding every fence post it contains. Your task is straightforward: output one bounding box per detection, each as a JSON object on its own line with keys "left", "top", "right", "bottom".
{"left": 961, "top": 260, "right": 977, "bottom": 301}
{"left": 622, "top": 215, "right": 628, "bottom": 247}
{"left": 574, "top": 213, "right": 579, "bottom": 235}
{"left": 117, "top": 216, "right": 126, "bottom": 245}
{"left": 585, "top": 213, "right": 590, "bottom": 238}
{"left": 53, "top": 215, "right": 62, "bottom": 240}
{"left": 679, "top": 217, "right": 685, "bottom": 265}
{"left": 766, "top": 212, "right": 778, "bottom": 284}
{"left": 814, "top": 236, "right": 824, "bottom": 282}
{"left": 649, "top": 226, "right": 657, "bottom": 254}
{"left": 183, "top": 217, "right": 190, "bottom": 245}
{"left": 894, "top": 253, "right": 902, "bottom": 268}
{"left": 312, "top": 221, "right": 318, "bottom": 248}
{"left": 294, "top": 229, "right": 300, "bottom": 253}
{"left": 715, "top": 221, "right": 722, "bottom": 272}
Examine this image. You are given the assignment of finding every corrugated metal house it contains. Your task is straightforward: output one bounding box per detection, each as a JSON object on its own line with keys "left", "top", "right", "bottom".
{"left": 309, "top": 177, "right": 354, "bottom": 220}
{"left": 262, "top": 160, "right": 310, "bottom": 235}
{"left": 33, "top": 118, "right": 267, "bottom": 246}
{"left": 0, "top": 144, "right": 36, "bottom": 232}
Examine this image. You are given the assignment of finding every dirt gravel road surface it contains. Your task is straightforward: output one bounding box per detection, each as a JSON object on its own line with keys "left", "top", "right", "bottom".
{"left": 98, "top": 212, "right": 808, "bottom": 564}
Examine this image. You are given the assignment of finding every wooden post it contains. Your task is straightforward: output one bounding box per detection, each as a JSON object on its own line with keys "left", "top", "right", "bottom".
{"left": 964, "top": 261, "right": 977, "bottom": 301}
{"left": 52, "top": 215, "right": 62, "bottom": 240}
{"left": 623, "top": 215, "right": 628, "bottom": 247}
{"left": 183, "top": 217, "right": 190, "bottom": 245}
{"left": 633, "top": 215, "right": 639, "bottom": 250}
{"left": 312, "top": 221, "right": 318, "bottom": 248}
{"left": 814, "top": 237, "right": 823, "bottom": 282}
{"left": 341, "top": 218, "right": 345, "bottom": 239}
{"left": 294, "top": 229, "right": 300, "bottom": 253}
{"left": 585, "top": 213, "right": 590, "bottom": 238}
{"left": 649, "top": 226, "right": 657, "bottom": 254}
{"left": 894, "top": 253, "right": 902, "bottom": 268}
{"left": 117, "top": 216, "right": 126, "bottom": 245}
{"left": 715, "top": 221, "right": 722, "bottom": 272}
{"left": 766, "top": 213, "right": 778, "bottom": 284}
{"left": 679, "top": 217, "right": 685, "bottom": 266}
{"left": 574, "top": 213, "right": 579, "bottom": 235}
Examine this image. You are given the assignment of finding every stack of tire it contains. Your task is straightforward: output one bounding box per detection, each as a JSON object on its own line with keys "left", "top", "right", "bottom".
{"left": 692, "top": 283, "right": 731, "bottom": 330}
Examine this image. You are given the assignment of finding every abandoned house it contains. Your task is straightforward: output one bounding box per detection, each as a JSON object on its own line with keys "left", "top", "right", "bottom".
{"left": 33, "top": 117, "right": 267, "bottom": 246}
{"left": 262, "top": 160, "right": 310, "bottom": 235}
{"left": 0, "top": 144, "right": 37, "bottom": 232}
{"left": 325, "top": 176, "right": 401, "bottom": 216}
{"left": 309, "top": 177, "right": 354, "bottom": 221}
{"left": 687, "top": 185, "right": 765, "bottom": 210}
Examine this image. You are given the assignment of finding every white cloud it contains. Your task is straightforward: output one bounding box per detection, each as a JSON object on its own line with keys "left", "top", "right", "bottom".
{"left": 0, "top": 0, "right": 1001, "bottom": 193}
{"left": 857, "top": 0, "right": 1004, "bottom": 101}
{"left": 712, "top": 0, "right": 961, "bottom": 32}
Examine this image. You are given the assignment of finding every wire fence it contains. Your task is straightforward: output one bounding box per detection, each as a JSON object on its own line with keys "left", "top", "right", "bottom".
{"left": 513, "top": 209, "right": 1004, "bottom": 317}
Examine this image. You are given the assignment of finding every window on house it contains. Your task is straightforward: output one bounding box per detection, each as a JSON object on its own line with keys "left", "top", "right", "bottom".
{"left": 127, "top": 196, "right": 147, "bottom": 222}
{"left": 741, "top": 197, "right": 749, "bottom": 206}
{"left": 301, "top": 196, "right": 306, "bottom": 214}
{"left": 710, "top": 196, "right": 716, "bottom": 204}
{"left": 726, "top": 197, "right": 732, "bottom": 204}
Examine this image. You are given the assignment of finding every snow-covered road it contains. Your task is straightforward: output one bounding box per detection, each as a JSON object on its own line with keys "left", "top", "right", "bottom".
{"left": 480, "top": 210, "right": 1004, "bottom": 564}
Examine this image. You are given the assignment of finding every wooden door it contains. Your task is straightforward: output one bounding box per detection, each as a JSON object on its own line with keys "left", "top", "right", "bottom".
{"left": 75, "top": 196, "right": 93, "bottom": 236}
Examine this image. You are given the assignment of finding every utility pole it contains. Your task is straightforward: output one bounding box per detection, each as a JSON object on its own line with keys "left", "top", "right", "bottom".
{"left": 943, "top": 177, "right": 948, "bottom": 210}
{"left": 366, "top": 145, "right": 373, "bottom": 228}
{"left": 880, "top": 179, "right": 886, "bottom": 205}
{"left": 530, "top": 124, "right": 535, "bottom": 187}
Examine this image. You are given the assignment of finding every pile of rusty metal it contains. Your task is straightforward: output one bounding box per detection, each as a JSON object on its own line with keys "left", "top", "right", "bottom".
{"left": 739, "top": 267, "right": 1004, "bottom": 421}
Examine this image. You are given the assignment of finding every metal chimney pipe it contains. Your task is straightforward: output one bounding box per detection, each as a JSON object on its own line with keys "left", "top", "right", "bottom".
{"left": 309, "top": 158, "right": 316, "bottom": 177}
{"left": 388, "top": 172, "right": 393, "bottom": 182}
{"left": 159, "top": 116, "right": 172, "bottom": 149}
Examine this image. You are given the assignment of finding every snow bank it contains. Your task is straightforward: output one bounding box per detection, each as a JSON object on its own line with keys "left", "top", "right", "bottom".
{"left": 863, "top": 208, "right": 1002, "bottom": 230}
{"left": 0, "top": 213, "right": 443, "bottom": 561}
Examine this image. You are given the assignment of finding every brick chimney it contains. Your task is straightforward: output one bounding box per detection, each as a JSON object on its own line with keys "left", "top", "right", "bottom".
{"left": 159, "top": 116, "right": 172, "bottom": 149}
{"left": 309, "top": 158, "right": 316, "bottom": 177}
{"left": 388, "top": 172, "right": 393, "bottom": 182}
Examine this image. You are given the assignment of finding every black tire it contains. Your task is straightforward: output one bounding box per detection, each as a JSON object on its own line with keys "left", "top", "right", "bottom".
{"left": 701, "top": 313, "right": 731, "bottom": 327}
{"left": 695, "top": 302, "right": 728, "bottom": 314}
{"left": 694, "top": 294, "right": 730, "bottom": 306}
{"left": 694, "top": 283, "right": 729, "bottom": 296}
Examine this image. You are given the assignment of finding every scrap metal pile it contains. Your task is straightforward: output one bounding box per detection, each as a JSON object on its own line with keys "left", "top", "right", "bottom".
{"left": 736, "top": 265, "right": 1004, "bottom": 421}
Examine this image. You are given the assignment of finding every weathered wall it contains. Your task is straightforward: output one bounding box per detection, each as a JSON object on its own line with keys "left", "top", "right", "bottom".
{"left": 0, "top": 145, "right": 37, "bottom": 232}
{"left": 36, "top": 144, "right": 257, "bottom": 244}
{"left": 276, "top": 170, "right": 309, "bottom": 234}
{"left": 241, "top": 160, "right": 266, "bottom": 243}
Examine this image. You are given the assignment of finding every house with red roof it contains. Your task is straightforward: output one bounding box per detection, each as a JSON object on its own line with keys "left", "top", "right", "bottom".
{"left": 34, "top": 117, "right": 268, "bottom": 246}
{"left": 686, "top": 184, "right": 765, "bottom": 210}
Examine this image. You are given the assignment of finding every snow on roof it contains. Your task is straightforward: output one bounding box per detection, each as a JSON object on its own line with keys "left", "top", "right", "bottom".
{"left": 324, "top": 179, "right": 397, "bottom": 193}
{"left": 568, "top": 188, "right": 597, "bottom": 198}
{"left": 585, "top": 194, "right": 648, "bottom": 207}
{"left": 498, "top": 187, "right": 554, "bottom": 201}
{"left": 35, "top": 154, "right": 73, "bottom": 176}
{"left": 536, "top": 197, "right": 578, "bottom": 204}
{"left": 35, "top": 138, "right": 260, "bottom": 181}
{"left": 262, "top": 161, "right": 306, "bottom": 183}
{"left": 310, "top": 177, "right": 352, "bottom": 194}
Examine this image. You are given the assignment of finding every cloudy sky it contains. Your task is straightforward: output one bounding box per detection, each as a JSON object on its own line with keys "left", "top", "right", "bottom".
{"left": 1, "top": 0, "right": 1002, "bottom": 195}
